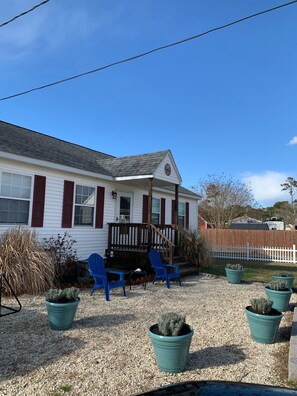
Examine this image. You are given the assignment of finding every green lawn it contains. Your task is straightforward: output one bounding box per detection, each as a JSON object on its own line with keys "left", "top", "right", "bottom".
{"left": 202, "top": 258, "right": 297, "bottom": 286}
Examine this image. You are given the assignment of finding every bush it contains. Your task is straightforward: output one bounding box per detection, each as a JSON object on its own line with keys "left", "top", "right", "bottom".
{"left": 226, "top": 263, "right": 243, "bottom": 270}
{"left": 178, "top": 229, "right": 211, "bottom": 271}
{"left": 250, "top": 297, "right": 273, "bottom": 315}
{"left": 157, "top": 312, "right": 186, "bottom": 336}
{"left": 45, "top": 287, "right": 79, "bottom": 303}
{"left": 0, "top": 227, "right": 54, "bottom": 296}
{"left": 43, "top": 232, "right": 78, "bottom": 284}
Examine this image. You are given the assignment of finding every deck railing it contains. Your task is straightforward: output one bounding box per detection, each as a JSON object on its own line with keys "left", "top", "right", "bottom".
{"left": 149, "top": 224, "right": 175, "bottom": 262}
{"left": 107, "top": 223, "right": 175, "bottom": 260}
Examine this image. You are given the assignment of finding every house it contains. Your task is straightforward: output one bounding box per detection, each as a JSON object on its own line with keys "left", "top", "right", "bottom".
{"left": 198, "top": 215, "right": 212, "bottom": 230}
{"left": 0, "top": 121, "right": 200, "bottom": 261}
{"left": 228, "top": 223, "right": 269, "bottom": 230}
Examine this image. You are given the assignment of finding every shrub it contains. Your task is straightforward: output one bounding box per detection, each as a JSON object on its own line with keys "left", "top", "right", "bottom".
{"left": 157, "top": 312, "right": 186, "bottom": 336}
{"left": 178, "top": 229, "right": 211, "bottom": 271}
{"left": 250, "top": 297, "right": 273, "bottom": 315}
{"left": 45, "top": 287, "right": 79, "bottom": 303}
{"left": 226, "top": 263, "right": 243, "bottom": 270}
{"left": 43, "top": 232, "right": 78, "bottom": 284}
{"left": 0, "top": 227, "right": 54, "bottom": 296}
{"left": 269, "top": 281, "right": 288, "bottom": 291}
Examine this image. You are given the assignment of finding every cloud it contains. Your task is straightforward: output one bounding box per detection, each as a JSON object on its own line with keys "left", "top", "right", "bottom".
{"left": 242, "top": 171, "right": 289, "bottom": 206}
{"left": 0, "top": 2, "right": 123, "bottom": 60}
{"left": 288, "top": 136, "right": 297, "bottom": 145}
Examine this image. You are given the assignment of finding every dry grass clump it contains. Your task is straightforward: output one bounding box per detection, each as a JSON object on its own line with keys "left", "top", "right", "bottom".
{"left": 0, "top": 227, "right": 54, "bottom": 296}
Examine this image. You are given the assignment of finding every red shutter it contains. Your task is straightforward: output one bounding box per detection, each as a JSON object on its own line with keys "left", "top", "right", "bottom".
{"left": 142, "top": 195, "right": 148, "bottom": 223}
{"left": 95, "top": 186, "right": 105, "bottom": 228}
{"left": 185, "top": 202, "right": 189, "bottom": 229}
{"left": 171, "top": 200, "right": 176, "bottom": 225}
{"left": 31, "top": 175, "right": 46, "bottom": 227}
{"left": 160, "top": 198, "right": 165, "bottom": 225}
{"left": 62, "top": 180, "right": 74, "bottom": 228}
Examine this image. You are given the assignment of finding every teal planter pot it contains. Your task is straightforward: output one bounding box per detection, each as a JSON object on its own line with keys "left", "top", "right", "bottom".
{"left": 45, "top": 299, "right": 80, "bottom": 330}
{"left": 225, "top": 268, "right": 243, "bottom": 284}
{"left": 272, "top": 275, "right": 294, "bottom": 290}
{"left": 265, "top": 287, "right": 292, "bottom": 312}
{"left": 148, "top": 324, "right": 193, "bottom": 373}
{"left": 245, "top": 307, "right": 282, "bottom": 344}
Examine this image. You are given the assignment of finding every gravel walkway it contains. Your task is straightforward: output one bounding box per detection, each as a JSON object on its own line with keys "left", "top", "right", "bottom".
{"left": 0, "top": 274, "right": 296, "bottom": 396}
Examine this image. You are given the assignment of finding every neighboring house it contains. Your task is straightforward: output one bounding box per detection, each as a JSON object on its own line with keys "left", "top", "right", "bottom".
{"left": 0, "top": 121, "right": 200, "bottom": 260}
{"left": 229, "top": 223, "right": 269, "bottom": 230}
{"left": 230, "top": 215, "right": 262, "bottom": 224}
{"left": 198, "top": 215, "right": 212, "bottom": 230}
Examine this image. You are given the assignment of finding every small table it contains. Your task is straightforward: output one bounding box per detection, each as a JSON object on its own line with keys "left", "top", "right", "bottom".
{"left": 129, "top": 270, "right": 147, "bottom": 290}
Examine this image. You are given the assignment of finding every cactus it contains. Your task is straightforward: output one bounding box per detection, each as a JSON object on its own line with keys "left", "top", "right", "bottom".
{"left": 269, "top": 281, "right": 288, "bottom": 291}
{"left": 273, "top": 272, "right": 292, "bottom": 277}
{"left": 226, "top": 263, "right": 243, "bottom": 270}
{"left": 45, "top": 287, "right": 79, "bottom": 303}
{"left": 157, "top": 312, "right": 186, "bottom": 336}
{"left": 250, "top": 297, "right": 273, "bottom": 315}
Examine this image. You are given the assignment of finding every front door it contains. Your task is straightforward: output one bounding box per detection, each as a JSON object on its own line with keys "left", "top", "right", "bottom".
{"left": 116, "top": 192, "right": 133, "bottom": 223}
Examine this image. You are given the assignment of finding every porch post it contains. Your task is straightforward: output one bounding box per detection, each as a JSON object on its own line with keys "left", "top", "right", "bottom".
{"left": 174, "top": 184, "right": 179, "bottom": 248}
{"left": 147, "top": 178, "right": 153, "bottom": 251}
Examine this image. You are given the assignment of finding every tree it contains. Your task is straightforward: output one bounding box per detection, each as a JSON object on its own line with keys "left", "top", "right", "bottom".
{"left": 281, "top": 177, "right": 297, "bottom": 225}
{"left": 281, "top": 177, "right": 297, "bottom": 205}
{"left": 193, "top": 174, "right": 255, "bottom": 229}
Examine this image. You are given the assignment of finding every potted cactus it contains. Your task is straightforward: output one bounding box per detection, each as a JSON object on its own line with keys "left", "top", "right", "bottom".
{"left": 265, "top": 280, "right": 292, "bottom": 312}
{"left": 272, "top": 272, "right": 294, "bottom": 290}
{"left": 148, "top": 312, "right": 193, "bottom": 373}
{"left": 225, "top": 263, "right": 244, "bottom": 284}
{"left": 245, "top": 297, "right": 282, "bottom": 344}
{"left": 45, "top": 287, "right": 80, "bottom": 330}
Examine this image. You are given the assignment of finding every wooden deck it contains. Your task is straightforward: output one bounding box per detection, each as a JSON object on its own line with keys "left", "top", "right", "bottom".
{"left": 107, "top": 223, "right": 176, "bottom": 261}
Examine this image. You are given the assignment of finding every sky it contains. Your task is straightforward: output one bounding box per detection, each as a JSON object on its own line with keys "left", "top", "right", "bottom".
{"left": 1, "top": 0, "right": 297, "bottom": 208}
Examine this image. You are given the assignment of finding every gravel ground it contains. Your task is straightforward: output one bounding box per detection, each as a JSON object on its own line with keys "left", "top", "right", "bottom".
{"left": 0, "top": 274, "right": 296, "bottom": 396}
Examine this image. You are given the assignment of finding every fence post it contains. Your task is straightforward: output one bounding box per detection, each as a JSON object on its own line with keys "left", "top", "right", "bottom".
{"left": 293, "top": 244, "right": 296, "bottom": 264}
{"left": 247, "top": 242, "right": 250, "bottom": 261}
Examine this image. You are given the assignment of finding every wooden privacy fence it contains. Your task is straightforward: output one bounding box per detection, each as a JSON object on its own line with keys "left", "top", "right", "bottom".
{"left": 200, "top": 229, "right": 297, "bottom": 263}
{"left": 201, "top": 229, "right": 297, "bottom": 247}
{"left": 211, "top": 243, "right": 297, "bottom": 263}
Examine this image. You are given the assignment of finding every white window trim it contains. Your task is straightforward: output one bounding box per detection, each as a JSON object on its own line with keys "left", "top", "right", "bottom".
{"left": 73, "top": 183, "right": 96, "bottom": 227}
{"left": 0, "top": 169, "right": 33, "bottom": 225}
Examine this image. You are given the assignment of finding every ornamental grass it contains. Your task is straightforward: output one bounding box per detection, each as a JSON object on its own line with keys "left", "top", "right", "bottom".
{"left": 0, "top": 227, "right": 54, "bottom": 296}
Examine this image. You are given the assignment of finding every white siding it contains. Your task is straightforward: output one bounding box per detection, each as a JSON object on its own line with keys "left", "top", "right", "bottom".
{"left": 154, "top": 153, "right": 181, "bottom": 184}
{"left": 0, "top": 158, "right": 198, "bottom": 259}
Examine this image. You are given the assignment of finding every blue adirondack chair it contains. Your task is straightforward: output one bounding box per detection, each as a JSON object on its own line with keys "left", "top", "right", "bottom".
{"left": 148, "top": 249, "right": 181, "bottom": 289}
{"left": 87, "top": 253, "right": 126, "bottom": 301}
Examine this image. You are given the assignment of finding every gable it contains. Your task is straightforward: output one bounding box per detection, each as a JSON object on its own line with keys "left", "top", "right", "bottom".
{"left": 153, "top": 152, "right": 182, "bottom": 185}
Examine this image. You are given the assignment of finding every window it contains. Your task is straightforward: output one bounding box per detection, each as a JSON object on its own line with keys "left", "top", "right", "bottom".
{"left": 178, "top": 202, "right": 185, "bottom": 227}
{"left": 0, "top": 172, "right": 32, "bottom": 224}
{"left": 74, "top": 185, "right": 95, "bottom": 226}
{"left": 152, "top": 198, "right": 160, "bottom": 225}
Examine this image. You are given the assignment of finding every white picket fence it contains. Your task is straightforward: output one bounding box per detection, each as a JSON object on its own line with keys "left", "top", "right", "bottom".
{"left": 211, "top": 243, "right": 297, "bottom": 263}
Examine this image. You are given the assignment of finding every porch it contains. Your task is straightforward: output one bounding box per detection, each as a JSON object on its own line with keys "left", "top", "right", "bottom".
{"left": 107, "top": 223, "right": 176, "bottom": 261}
{"left": 106, "top": 222, "right": 199, "bottom": 278}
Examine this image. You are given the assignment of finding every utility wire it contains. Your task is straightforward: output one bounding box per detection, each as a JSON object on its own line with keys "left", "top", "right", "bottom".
{"left": 0, "top": 0, "right": 50, "bottom": 29}
{"left": 1, "top": 0, "right": 297, "bottom": 102}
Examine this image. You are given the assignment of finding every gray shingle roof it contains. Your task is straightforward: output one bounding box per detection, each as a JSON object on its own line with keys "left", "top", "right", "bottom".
{"left": 0, "top": 120, "right": 199, "bottom": 198}
{"left": 0, "top": 121, "right": 114, "bottom": 175}
{"left": 99, "top": 151, "right": 168, "bottom": 177}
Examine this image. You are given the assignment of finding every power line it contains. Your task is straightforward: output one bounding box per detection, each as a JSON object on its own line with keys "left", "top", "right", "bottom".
{"left": 0, "top": 0, "right": 50, "bottom": 29}
{"left": 1, "top": 0, "right": 297, "bottom": 102}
